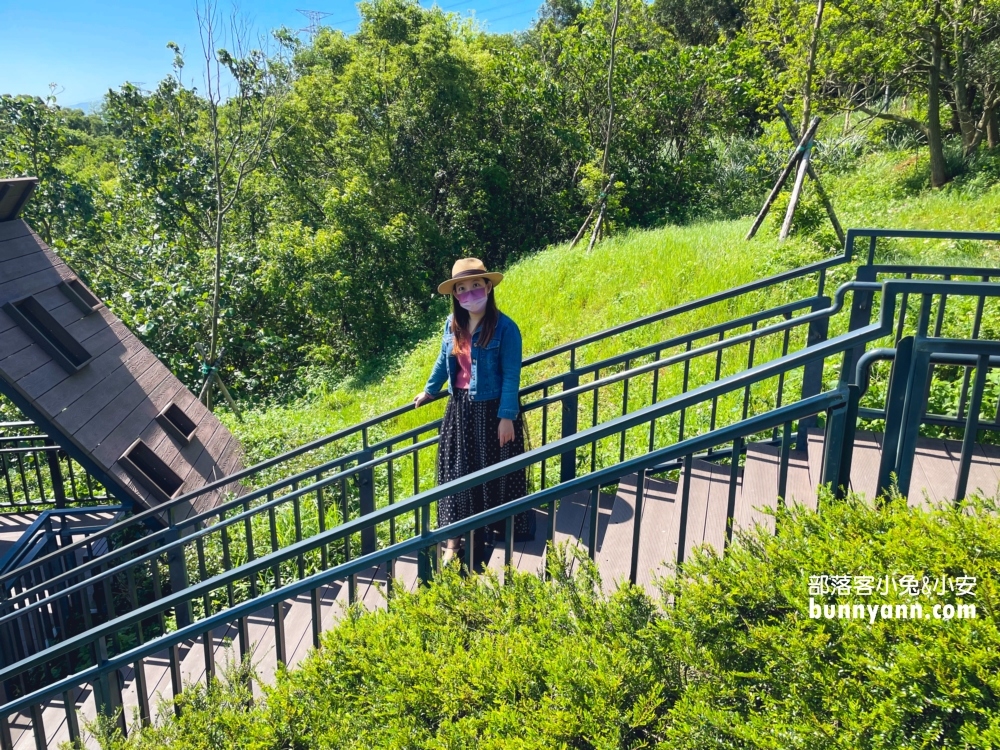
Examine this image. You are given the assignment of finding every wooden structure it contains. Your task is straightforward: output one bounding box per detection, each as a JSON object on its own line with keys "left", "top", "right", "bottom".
{"left": 0, "top": 177, "right": 242, "bottom": 519}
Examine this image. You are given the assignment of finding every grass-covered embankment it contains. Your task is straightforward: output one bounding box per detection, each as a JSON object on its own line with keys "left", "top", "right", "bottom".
{"left": 87, "top": 490, "right": 1000, "bottom": 749}
{"left": 227, "top": 147, "right": 1000, "bottom": 464}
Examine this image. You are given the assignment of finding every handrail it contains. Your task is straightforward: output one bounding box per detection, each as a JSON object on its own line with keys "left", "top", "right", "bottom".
{"left": 0, "top": 506, "right": 122, "bottom": 578}
{"left": 0, "top": 274, "right": 990, "bottom": 632}
{"left": 0, "top": 292, "right": 827, "bottom": 597}
{"left": 7, "top": 228, "right": 997, "bottom": 590}
{"left": 845, "top": 227, "right": 1000, "bottom": 265}
{"left": 0, "top": 294, "right": 830, "bottom": 619}
{"left": 5, "top": 277, "right": 998, "bottom": 687}
{"left": 0, "top": 391, "right": 844, "bottom": 719}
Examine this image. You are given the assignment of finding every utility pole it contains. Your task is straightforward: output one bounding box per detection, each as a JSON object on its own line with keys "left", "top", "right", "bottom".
{"left": 297, "top": 9, "right": 333, "bottom": 39}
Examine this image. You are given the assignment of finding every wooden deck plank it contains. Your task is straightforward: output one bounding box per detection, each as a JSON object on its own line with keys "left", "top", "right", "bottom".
{"left": 550, "top": 490, "right": 591, "bottom": 575}
{"left": 0, "top": 219, "right": 33, "bottom": 246}
{"left": 909, "top": 437, "right": 960, "bottom": 508}
{"left": 784, "top": 448, "right": 816, "bottom": 510}
{"left": 737, "top": 444, "right": 778, "bottom": 536}
{"left": 848, "top": 431, "right": 882, "bottom": 502}
{"left": 513, "top": 508, "right": 550, "bottom": 579}
{"left": 71, "top": 360, "right": 171, "bottom": 448}
{"left": 595, "top": 475, "right": 639, "bottom": 594}
{"left": 944, "top": 442, "right": 1000, "bottom": 501}
{"left": 52, "top": 349, "right": 159, "bottom": 434}
{"left": 34, "top": 328, "right": 143, "bottom": 414}
{"left": 633, "top": 477, "right": 680, "bottom": 600}
{"left": 680, "top": 460, "right": 731, "bottom": 560}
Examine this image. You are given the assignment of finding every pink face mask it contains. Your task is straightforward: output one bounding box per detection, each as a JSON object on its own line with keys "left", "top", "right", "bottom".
{"left": 456, "top": 286, "right": 488, "bottom": 313}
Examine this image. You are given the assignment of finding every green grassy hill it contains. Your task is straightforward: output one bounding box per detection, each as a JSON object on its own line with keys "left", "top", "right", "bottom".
{"left": 228, "top": 148, "right": 1000, "bottom": 462}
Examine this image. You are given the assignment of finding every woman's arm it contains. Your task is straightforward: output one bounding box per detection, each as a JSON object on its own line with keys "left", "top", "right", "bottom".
{"left": 424, "top": 342, "right": 449, "bottom": 397}
{"left": 416, "top": 321, "right": 450, "bottom": 406}
{"left": 497, "top": 318, "right": 522, "bottom": 421}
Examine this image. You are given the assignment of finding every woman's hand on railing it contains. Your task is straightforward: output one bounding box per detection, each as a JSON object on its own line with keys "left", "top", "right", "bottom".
{"left": 413, "top": 391, "right": 434, "bottom": 408}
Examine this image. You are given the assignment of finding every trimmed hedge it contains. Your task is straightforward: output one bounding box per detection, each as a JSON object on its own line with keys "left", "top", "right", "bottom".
{"left": 85, "top": 489, "right": 1000, "bottom": 749}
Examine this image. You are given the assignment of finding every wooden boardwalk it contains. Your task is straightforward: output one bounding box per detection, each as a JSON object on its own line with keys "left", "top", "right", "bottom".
{"left": 9, "top": 430, "right": 1000, "bottom": 748}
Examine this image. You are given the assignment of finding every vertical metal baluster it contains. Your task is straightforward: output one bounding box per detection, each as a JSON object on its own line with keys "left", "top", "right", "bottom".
{"left": 676, "top": 455, "right": 694, "bottom": 566}
{"left": 628, "top": 470, "right": 647, "bottom": 585}
{"left": 957, "top": 287, "right": 986, "bottom": 419}
{"left": 725, "top": 437, "right": 743, "bottom": 547}
{"left": 169, "top": 639, "right": 183, "bottom": 717}
{"left": 742, "top": 322, "right": 757, "bottom": 422}
{"left": 63, "top": 687, "right": 81, "bottom": 742}
{"left": 619, "top": 359, "right": 631, "bottom": 463}
{"left": 341, "top": 478, "right": 356, "bottom": 602}
{"left": 679, "top": 342, "right": 692, "bottom": 440}
{"left": 709, "top": 332, "right": 725, "bottom": 431}
{"left": 541, "top": 387, "right": 548, "bottom": 490}
{"left": 777, "top": 421, "right": 792, "bottom": 510}
{"left": 293, "top": 483, "right": 305, "bottom": 579}
{"left": 588, "top": 485, "right": 600, "bottom": 560}
{"left": 220, "top": 523, "right": 235, "bottom": 608}
{"left": 894, "top": 273, "right": 912, "bottom": 344}
{"left": 317, "top": 475, "right": 328, "bottom": 572}
{"left": 412, "top": 437, "right": 420, "bottom": 546}
{"left": 591, "top": 370, "right": 600, "bottom": 472}
{"left": 311, "top": 576, "right": 323, "bottom": 650}
{"left": 195, "top": 537, "right": 215, "bottom": 683}
{"left": 244, "top": 500, "right": 257, "bottom": 599}
{"left": 932, "top": 276, "right": 950, "bottom": 337}
{"left": 30, "top": 703, "right": 46, "bottom": 749}
{"left": 504, "top": 513, "right": 514, "bottom": 570}
{"left": 649, "top": 354, "right": 661, "bottom": 452}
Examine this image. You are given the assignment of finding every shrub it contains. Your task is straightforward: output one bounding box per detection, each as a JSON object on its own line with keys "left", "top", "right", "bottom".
{"left": 83, "top": 491, "right": 1000, "bottom": 749}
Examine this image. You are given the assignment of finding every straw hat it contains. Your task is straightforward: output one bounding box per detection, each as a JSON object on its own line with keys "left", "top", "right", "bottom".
{"left": 437, "top": 257, "right": 504, "bottom": 295}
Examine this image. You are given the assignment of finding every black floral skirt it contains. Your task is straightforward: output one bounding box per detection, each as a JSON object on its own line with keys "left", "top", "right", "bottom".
{"left": 436, "top": 388, "right": 535, "bottom": 544}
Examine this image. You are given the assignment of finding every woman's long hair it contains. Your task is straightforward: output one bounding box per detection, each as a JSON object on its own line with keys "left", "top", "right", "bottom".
{"left": 451, "top": 285, "right": 499, "bottom": 352}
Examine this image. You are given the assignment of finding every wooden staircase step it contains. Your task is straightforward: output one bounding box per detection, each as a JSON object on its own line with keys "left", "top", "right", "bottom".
{"left": 947, "top": 441, "right": 1000, "bottom": 500}
{"left": 737, "top": 444, "right": 780, "bottom": 536}
{"left": 678, "top": 459, "right": 735, "bottom": 561}
{"left": 597, "top": 473, "right": 684, "bottom": 599}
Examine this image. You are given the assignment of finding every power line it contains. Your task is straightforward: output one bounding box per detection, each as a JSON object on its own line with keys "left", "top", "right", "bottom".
{"left": 489, "top": 6, "right": 538, "bottom": 24}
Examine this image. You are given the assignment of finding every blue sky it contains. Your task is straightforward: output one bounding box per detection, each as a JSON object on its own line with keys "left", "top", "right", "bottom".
{"left": 0, "top": 0, "right": 540, "bottom": 107}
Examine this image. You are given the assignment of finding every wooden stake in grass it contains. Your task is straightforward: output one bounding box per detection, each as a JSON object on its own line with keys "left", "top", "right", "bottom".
{"left": 779, "top": 141, "right": 812, "bottom": 241}
{"left": 745, "top": 116, "right": 821, "bottom": 241}
{"left": 777, "top": 104, "right": 844, "bottom": 245}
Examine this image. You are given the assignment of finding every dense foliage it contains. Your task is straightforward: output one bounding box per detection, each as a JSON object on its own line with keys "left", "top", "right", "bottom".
{"left": 86, "top": 490, "right": 1000, "bottom": 749}
{"left": 2, "top": 0, "right": 1000, "bottom": 406}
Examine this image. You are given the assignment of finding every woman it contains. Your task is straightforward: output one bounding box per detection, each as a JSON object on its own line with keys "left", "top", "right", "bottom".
{"left": 414, "top": 257, "right": 534, "bottom": 567}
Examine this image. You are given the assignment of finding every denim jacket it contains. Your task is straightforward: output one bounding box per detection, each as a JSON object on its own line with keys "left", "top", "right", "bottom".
{"left": 424, "top": 311, "right": 523, "bottom": 420}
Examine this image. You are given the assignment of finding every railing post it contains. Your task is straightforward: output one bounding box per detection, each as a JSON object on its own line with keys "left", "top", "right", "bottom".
{"left": 820, "top": 400, "right": 848, "bottom": 498}
{"left": 954, "top": 354, "right": 989, "bottom": 504}
{"left": 44, "top": 440, "right": 66, "bottom": 508}
{"left": 877, "top": 336, "right": 914, "bottom": 497}
{"left": 0, "top": 684, "right": 14, "bottom": 750}
{"left": 895, "top": 346, "right": 932, "bottom": 499}
{"left": 358, "top": 451, "right": 376, "bottom": 555}
{"left": 797, "top": 296, "right": 831, "bottom": 448}
{"left": 843, "top": 264, "right": 878, "bottom": 384}
{"left": 94, "top": 636, "right": 126, "bottom": 735}
{"left": 834, "top": 385, "right": 861, "bottom": 499}
{"left": 560, "top": 373, "right": 579, "bottom": 483}
{"left": 166, "top": 520, "right": 192, "bottom": 629}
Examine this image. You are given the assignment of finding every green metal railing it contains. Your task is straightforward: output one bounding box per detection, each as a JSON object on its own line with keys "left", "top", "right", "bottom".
{"left": 0, "top": 272, "right": 998, "bottom": 748}
{"left": 1, "top": 228, "right": 999, "bottom": 748}
{"left": 8, "top": 226, "right": 997, "bottom": 629}
{"left": 0, "top": 423, "right": 109, "bottom": 509}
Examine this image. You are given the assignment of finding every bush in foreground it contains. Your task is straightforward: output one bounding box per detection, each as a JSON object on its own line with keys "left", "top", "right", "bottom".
{"left": 85, "top": 491, "right": 1000, "bottom": 749}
